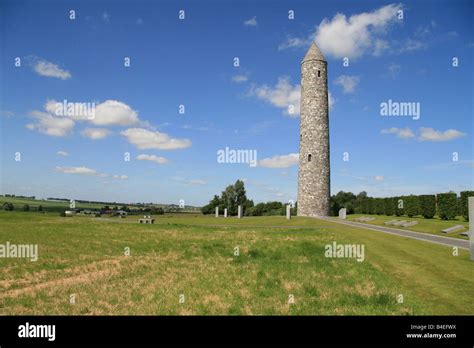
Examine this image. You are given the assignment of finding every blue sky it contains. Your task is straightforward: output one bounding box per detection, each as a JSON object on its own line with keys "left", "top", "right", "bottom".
{"left": 0, "top": 0, "right": 472, "bottom": 206}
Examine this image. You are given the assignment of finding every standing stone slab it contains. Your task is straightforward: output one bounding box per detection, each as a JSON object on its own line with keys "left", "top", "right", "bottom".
{"left": 401, "top": 221, "right": 418, "bottom": 228}
{"left": 441, "top": 225, "right": 465, "bottom": 234}
{"left": 224, "top": 208, "right": 228, "bottom": 218}
{"left": 384, "top": 220, "right": 399, "bottom": 225}
{"left": 469, "top": 197, "right": 474, "bottom": 261}
{"left": 237, "top": 205, "right": 242, "bottom": 219}
{"left": 215, "top": 206, "right": 219, "bottom": 218}
{"left": 392, "top": 220, "right": 408, "bottom": 226}
{"left": 286, "top": 204, "right": 291, "bottom": 220}
{"left": 338, "top": 208, "right": 346, "bottom": 219}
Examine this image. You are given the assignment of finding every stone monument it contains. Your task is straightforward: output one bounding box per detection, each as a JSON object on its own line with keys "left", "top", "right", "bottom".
{"left": 297, "top": 42, "right": 330, "bottom": 217}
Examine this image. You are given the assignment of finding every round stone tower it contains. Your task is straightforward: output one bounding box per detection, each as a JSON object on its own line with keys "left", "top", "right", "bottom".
{"left": 297, "top": 42, "right": 330, "bottom": 217}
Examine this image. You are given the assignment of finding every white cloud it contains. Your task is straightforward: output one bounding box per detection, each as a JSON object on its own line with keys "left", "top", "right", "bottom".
{"left": 81, "top": 128, "right": 111, "bottom": 139}
{"left": 102, "top": 12, "right": 111, "bottom": 23}
{"left": 250, "top": 77, "right": 334, "bottom": 116}
{"left": 244, "top": 16, "right": 257, "bottom": 27}
{"left": 374, "top": 175, "right": 384, "bottom": 181}
{"left": 397, "top": 38, "right": 427, "bottom": 53}
{"left": 418, "top": 127, "right": 466, "bottom": 142}
{"left": 278, "top": 37, "right": 310, "bottom": 51}
{"left": 33, "top": 59, "right": 71, "bottom": 80}
{"left": 188, "top": 179, "right": 207, "bottom": 185}
{"left": 55, "top": 166, "right": 127, "bottom": 179}
{"left": 315, "top": 3, "right": 402, "bottom": 58}
{"left": 55, "top": 166, "right": 97, "bottom": 176}
{"left": 328, "top": 91, "right": 335, "bottom": 110}
{"left": 249, "top": 77, "right": 301, "bottom": 116}
{"left": 373, "top": 39, "right": 390, "bottom": 56}
{"left": 26, "top": 111, "right": 75, "bottom": 137}
{"left": 381, "top": 127, "right": 415, "bottom": 139}
{"left": 91, "top": 100, "right": 139, "bottom": 126}
{"left": 57, "top": 150, "right": 69, "bottom": 157}
{"left": 232, "top": 75, "right": 249, "bottom": 83}
{"left": 387, "top": 63, "right": 401, "bottom": 79}
{"left": 121, "top": 128, "right": 191, "bottom": 150}
{"left": 381, "top": 127, "right": 466, "bottom": 142}
{"left": 44, "top": 99, "right": 141, "bottom": 126}
{"left": 334, "top": 75, "right": 360, "bottom": 94}
{"left": 171, "top": 177, "right": 207, "bottom": 185}
{"left": 258, "top": 153, "right": 299, "bottom": 168}
{"left": 0, "top": 110, "right": 14, "bottom": 118}
{"left": 136, "top": 154, "right": 169, "bottom": 165}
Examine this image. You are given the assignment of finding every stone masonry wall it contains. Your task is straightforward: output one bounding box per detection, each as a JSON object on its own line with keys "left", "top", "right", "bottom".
{"left": 297, "top": 56, "right": 330, "bottom": 217}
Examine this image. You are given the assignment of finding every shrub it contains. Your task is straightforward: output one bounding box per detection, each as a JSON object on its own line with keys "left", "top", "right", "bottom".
{"left": 383, "top": 197, "right": 395, "bottom": 216}
{"left": 151, "top": 207, "right": 164, "bottom": 215}
{"left": 59, "top": 211, "right": 67, "bottom": 217}
{"left": 437, "top": 193, "right": 457, "bottom": 220}
{"left": 374, "top": 198, "right": 384, "bottom": 215}
{"left": 367, "top": 198, "right": 375, "bottom": 214}
{"left": 459, "top": 191, "right": 474, "bottom": 221}
{"left": 360, "top": 198, "right": 370, "bottom": 214}
{"left": 3, "top": 202, "right": 14, "bottom": 211}
{"left": 23, "top": 204, "right": 30, "bottom": 211}
{"left": 394, "top": 197, "right": 404, "bottom": 216}
{"left": 37, "top": 205, "right": 43, "bottom": 212}
{"left": 404, "top": 195, "right": 420, "bottom": 217}
{"left": 418, "top": 195, "right": 436, "bottom": 218}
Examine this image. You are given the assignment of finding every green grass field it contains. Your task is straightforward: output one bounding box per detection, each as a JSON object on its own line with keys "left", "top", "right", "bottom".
{"left": 347, "top": 213, "right": 469, "bottom": 240}
{"left": 0, "top": 196, "right": 199, "bottom": 213}
{"left": 0, "top": 211, "right": 473, "bottom": 315}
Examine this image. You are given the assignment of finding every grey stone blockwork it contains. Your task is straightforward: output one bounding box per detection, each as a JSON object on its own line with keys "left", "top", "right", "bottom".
{"left": 297, "top": 43, "right": 330, "bottom": 217}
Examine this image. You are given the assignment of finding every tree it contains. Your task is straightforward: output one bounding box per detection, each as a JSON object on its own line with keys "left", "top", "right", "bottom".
{"left": 374, "top": 198, "right": 384, "bottom": 215}
{"left": 37, "top": 205, "right": 43, "bottom": 212}
{"left": 234, "top": 180, "right": 248, "bottom": 207}
{"left": 23, "top": 204, "right": 30, "bottom": 211}
{"left": 354, "top": 192, "right": 368, "bottom": 214}
{"left": 367, "top": 198, "right": 375, "bottom": 214}
{"left": 383, "top": 197, "right": 394, "bottom": 216}
{"left": 404, "top": 195, "right": 420, "bottom": 217}
{"left": 418, "top": 195, "right": 436, "bottom": 218}
{"left": 460, "top": 191, "right": 474, "bottom": 221}
{"left": 3, "top": 202, "right": 14, "bottom": 211}
{"left": 221, "top": 184, "right": 236, "bottom": 215}
{"left": 394, "top": 196, "right": 404, "bottom": 216}
{"left": 437, "top": 193, "right": 457, "bottom": 220}
{"left": 201, "top": 180, "right": 252, "bottom": 216}
{"left": 330, "top": 191, "right": 357, "bottom": 216}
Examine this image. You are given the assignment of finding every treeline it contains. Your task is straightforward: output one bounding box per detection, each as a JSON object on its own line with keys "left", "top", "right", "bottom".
{"left": 2, "top": 194, "right": 35, "bottom": 199}
{"left": 201, "top": 180, "right": 254, "bottom": 215}
{"left": 201, "top": 180, "right": 297, "bottom": 216}
{"left": 332, "top": 190, "right": 474, "bottom": 221}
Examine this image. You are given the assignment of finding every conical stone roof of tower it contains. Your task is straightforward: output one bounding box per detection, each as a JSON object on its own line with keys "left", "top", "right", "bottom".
{"left": 302, "top": 42, "right": 326, "bottom": 63}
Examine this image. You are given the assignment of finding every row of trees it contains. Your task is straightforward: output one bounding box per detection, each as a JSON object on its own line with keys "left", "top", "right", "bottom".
{"left": 332, "top": 191, "right": 473, "bottom": 221}
{"left": 201, "top": 180, "right": 254, "bottom": 215}
{"left": 2, "top": 203, "right": 43, "bottom": 212}
{"left": 201, "top": 180, "right": 298, "bottom": 217}
{"left": 246, "top": 201, "right": 297, "bottom": 216}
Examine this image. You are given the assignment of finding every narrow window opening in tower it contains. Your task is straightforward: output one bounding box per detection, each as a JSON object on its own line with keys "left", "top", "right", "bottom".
{"left": 300, "top": 134, "right": 302, "bottom": 141}
{"left": 318, "top": 70, "right": 321, "bottom": 77}
{"left": 308, "top": 154, "right": 312, "bottom": 162}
